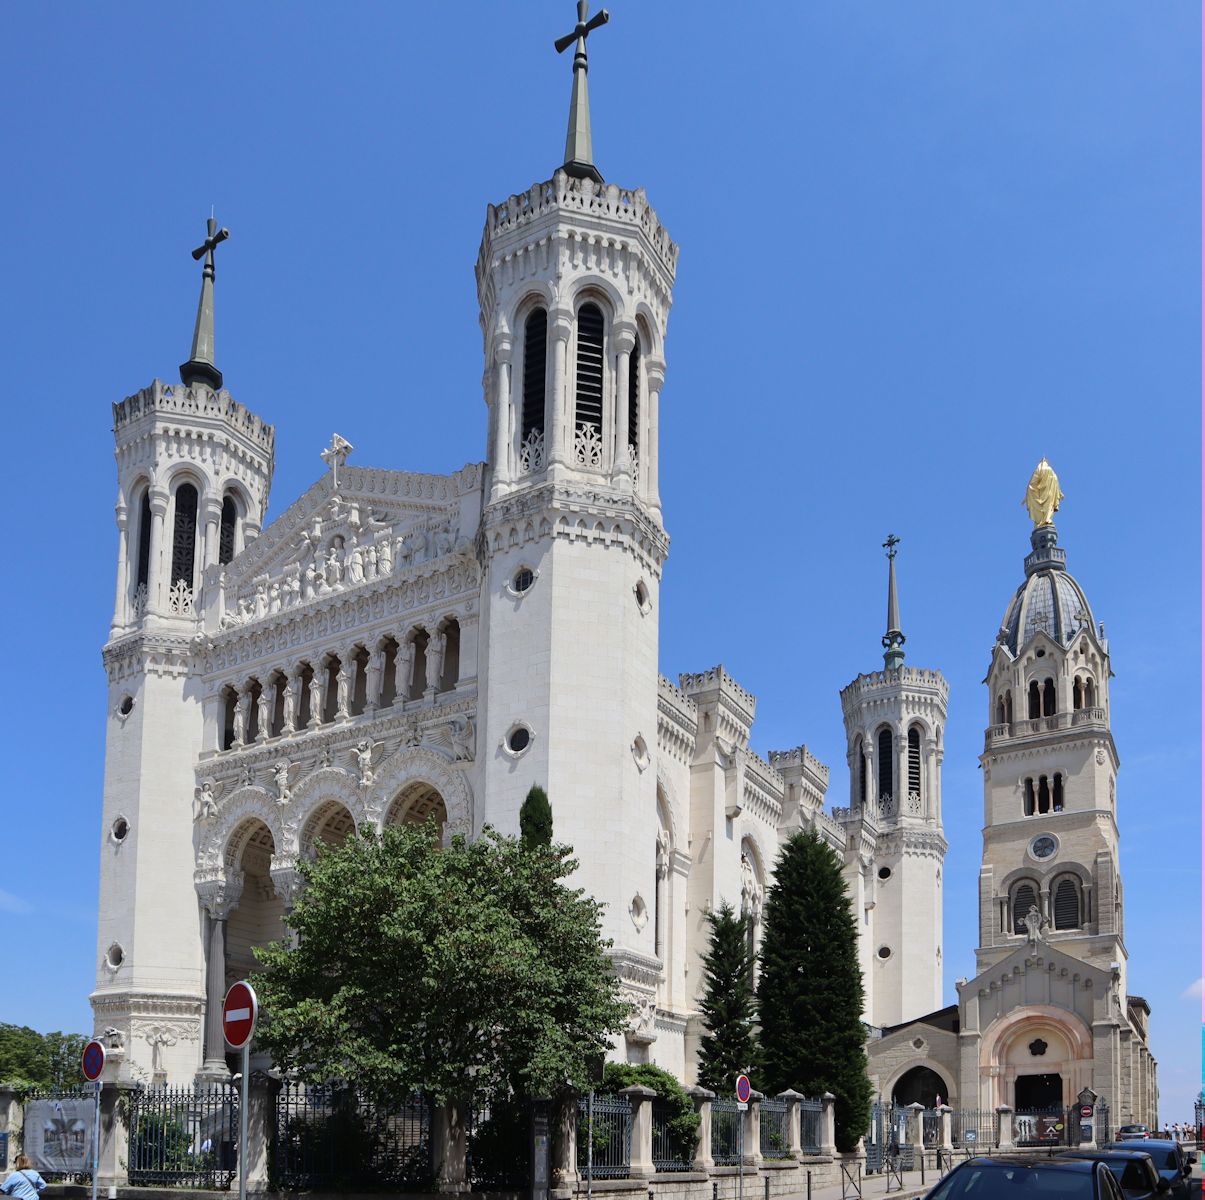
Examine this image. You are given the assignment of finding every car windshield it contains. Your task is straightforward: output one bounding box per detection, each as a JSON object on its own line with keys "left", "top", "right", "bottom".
{"left": 927, "top": 1164, "right": 1094, "bottom": 1200}
{"left": 1151, "top": 1150, "right": 1178, "bottom": 1171}
{"left": 1114, "top": 1162, "right": 1151, "bottom": 1191}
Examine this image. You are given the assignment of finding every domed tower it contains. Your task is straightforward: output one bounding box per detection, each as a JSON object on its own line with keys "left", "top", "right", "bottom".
{"left": 976, "top": 461, "right": 1124, "bottom": 990}
{"left": 475, "top": 3, "right": 677, "bottom": 1049}
{"left": 93, "top": 221, "right": 274, "bottom": 1076}
{"left": 838, "top": 537, "right": 947, "bottom": 1028}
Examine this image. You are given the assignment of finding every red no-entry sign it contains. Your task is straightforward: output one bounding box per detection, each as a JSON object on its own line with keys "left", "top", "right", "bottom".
{"left": 223, "top": 980, "right": 258, "bottom": 1049}
{"left": 81, "top": 1039, "right": 106, "bottom": 1082}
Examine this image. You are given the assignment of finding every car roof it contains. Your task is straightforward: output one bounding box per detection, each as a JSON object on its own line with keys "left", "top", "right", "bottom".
{"left": 1061, "top": 1150, "right": 1154, "bottom": 1161}
{"left": 967, "top": 1156, "right": 1097, "bottom": 1171}
{"left": 1108, "top": 1140, "right": 1178, "bottom": 1150}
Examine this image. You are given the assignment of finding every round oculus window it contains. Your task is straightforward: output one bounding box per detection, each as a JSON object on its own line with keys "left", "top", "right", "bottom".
{"left": 878, "top": 866, "right": 892, "bottom": 881}
{"left": 505, "top": 726, "right": 531, "bottom": 754}
{"left": 634, "top": 580, "right": 651, "bottom": 612}
{"left": 118, "top": 695, "right": 134, "bottom": 716}
{"left": 876, "top": 945, "right": 892, "bottom": 960}
{"left": 512, "top": 567, "right": 535, "bottom": 594}
{"left": 1030, "top": 834, "right": 1058, "bottom": 861}
{"left": 105, "top": 943, "right": 125, "bottom": 970}
{"left": 111, "top": 817, "right": 130, "bottom": 843}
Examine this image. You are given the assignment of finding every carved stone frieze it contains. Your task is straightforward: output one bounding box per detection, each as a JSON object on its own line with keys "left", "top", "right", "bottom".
{"left": 103, "top": 632, "right": 197, "bottom": 683}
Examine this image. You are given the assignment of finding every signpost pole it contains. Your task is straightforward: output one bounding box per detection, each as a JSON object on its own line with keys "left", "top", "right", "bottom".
{"left": 586, "top": 1090, "right": 594, "bottom": 1200}
{"left": 90, "top": 1081, "right": 101, "bottom": 1200}
{"left": 239, "top": 1042, "right": 249, "bottom": 1200}
{"left": 738, "top": 1108, "right": 743, "bottom": 1200}
{"left": 80, "top": 1039, "right": 106, "bottom": 1200}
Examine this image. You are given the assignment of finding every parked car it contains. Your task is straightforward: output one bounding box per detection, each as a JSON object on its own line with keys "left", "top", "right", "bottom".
{"left": 1117, "top": 1126, "right": 1153, "bottom": 1141}
{"left": 1104, "top": 1140, "right": 1196, "bottom": 1200}
{"left": 1057, "top": 1149, "right": 1169, "bottom": 1200}
{"left": 921, "top": 1155, "right": 1125, "bottom": 1200}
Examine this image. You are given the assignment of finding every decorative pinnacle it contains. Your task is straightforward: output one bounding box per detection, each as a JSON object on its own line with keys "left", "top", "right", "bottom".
{"left": 180, "top": 216, "right": 230, "bottom": 391}
{"left": 555, "top": 1, "right": 609, "bottom": 185}
{"left": 881, "top": 534, "right": 906, "bottom": 671}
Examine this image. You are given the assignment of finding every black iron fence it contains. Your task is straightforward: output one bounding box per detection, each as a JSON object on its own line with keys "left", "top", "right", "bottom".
{"left": 865, "top": 1101, "right": 910, "bottom": 1173}
{"left": 272, "top": 1081, "right": 432, "bottom": 1192}
{"left": 126, "top": 1083, "right": 238, "bottom": 1189}
{"left": 576, "top": 1093, "right": 632, "bottom": 1180}
{"left": 923, "top": 1108, "right": 941, "bottom": 1146}
{"left": 1096, "top": 1102, "right": 1111, "bottom": 1144}
{"left": 800, "top": 1096, "right": 823, "bottom": 1155}
{"left": 711, "top": 1099, "right": 742, "bottom": 1167}
{"left": 468, "top": 1096, "right": 529, "bottom": 1191}
{"left": 951, "top": 1108, "right": 998, "bottom": 1151}
{"left": 651, "top": 1099, "right": 693, "bottom": 1172}
{"left": 759, "top": 1098, "right": 791, "bottom": 1160}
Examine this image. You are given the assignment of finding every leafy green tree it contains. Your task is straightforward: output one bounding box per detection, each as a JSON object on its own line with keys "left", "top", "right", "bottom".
{"left": 252, "top": 821, "right": 627, "bottom": 1109}
{"left": 755, "top": 830, "right": 872, "bottom": 1152}
{"left": 600, "top": 1063, "right": 699, "bottom": 1164}
{"left": 519, "top": 786, "right": 553, "bottom": 848}
{"left": 0, "top": 1025, "right": 87, "bottom": 1088}
{"left": 695, "top": 902, "right": 759, "bottom": 1095}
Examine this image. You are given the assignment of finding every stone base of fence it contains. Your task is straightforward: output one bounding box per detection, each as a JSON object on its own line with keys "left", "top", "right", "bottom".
{"left": 563, "top": 1155, "right": 843, "bottom": 1200}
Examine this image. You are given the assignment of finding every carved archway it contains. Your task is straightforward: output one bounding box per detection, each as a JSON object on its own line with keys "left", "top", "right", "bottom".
{"left": 288, "top": 767, "right": 367, "bottom": 857}
{"left": 366, "top": 747, "right": 472, "bottom": 838}
{"left": 223, "top": 817, "right": 283, "bottom": 989}
{"left": 299, "top": 799, "right": 358, "bottom": 860}
{"left": 384, "top": 782, "right": 448, "bottom": 839}
{"left": 980, "top": 1003, "right": 1094, "bottom": 1110}
{"left": 197, "top": 787, "right": 284, "bottom": 874}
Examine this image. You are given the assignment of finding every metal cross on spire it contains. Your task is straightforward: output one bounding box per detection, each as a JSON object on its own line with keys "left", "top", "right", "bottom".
{"left": 180, "top": 216, "right": 231, "bottom": 391}
{"left": 321, "top": 433, "right": 354, "bottom": 490}
{"left": 881, "top": 534, "right": 906, "bottom": 671}
{"left": 555, "top": 1, "right": 609, "bottom": 185}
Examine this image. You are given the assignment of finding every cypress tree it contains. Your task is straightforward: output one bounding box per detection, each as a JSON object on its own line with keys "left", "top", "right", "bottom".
{"left": 755, "top": 829, "right": 872, "bottom": 1152}
{"left": 519, "top": 785, "right": 553, "bottom": 848}
{"left": 695, "top": 902, "right": 759, "bottom": 1095}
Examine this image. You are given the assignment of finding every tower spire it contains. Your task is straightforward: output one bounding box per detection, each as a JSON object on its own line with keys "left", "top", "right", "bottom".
{"left": 180, "top": 216, "right": 230, "bottom": 391}
{"left": 554, "top": 1, "right": 609, "bottom": 185}
{"left": 882, "top": 534, "right": 906, "bottom": 671}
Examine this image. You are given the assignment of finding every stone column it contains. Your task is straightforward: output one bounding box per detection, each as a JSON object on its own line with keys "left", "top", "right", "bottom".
{"left": 996, "top": 1106, "right": 1015, "bottom": 1151}
{"left": 243, "top": 1072, "right": 279, "bottom": 1192}
{"left": 550, "top": 1089, "right": 579, "bottom": 1192}
{"left": 644, "top": 360, "right": 664, "bottom": 517}
{"left": 619, "top": 1085, "right": 656, "bottom": 1179}
{"left": 938, "top": 1105, "right": 953, "bottom": 1151}
{"left": 96, "top": 1082, "right": 135, "bottom": 1189}
{"left": 687, "top": 1086, "right": 715, "bottom": 1171}
{"left": 197, "top": 880, "right": 241, "bottom": 1080}
{"left": 146, "top": 487, "right": 169, "bottom": 615}
{"left": 490, "top": 337, "right": 513, "bottom": 496}
{"left": 744, "top": 1090, "right": 763, "bottom": 1170}
{"left": 907, "top": 1102, "right": 925, "bottom": 1163}
{"left": 112, "top": 502, "right": 129, "bottom": 632}
{"left": 432, "top": 1099, "right": 469, "bottom": 1193}
{"left": 547, "top": 308, "right": 573, "bottom": 468}
{"left": 613, "top": 322, "right": 635, "bottom": 480}
{"left": 203, "top": 495, "right": 222, "bottom": 571}
{"left": 778, "top": 1090, "right": 803, "bottom": 1159}
{"left": 821, "top": 1092, "right": 838, "bottom": 1158}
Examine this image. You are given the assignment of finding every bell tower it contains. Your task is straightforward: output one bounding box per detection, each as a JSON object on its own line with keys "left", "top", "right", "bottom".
{"left": 838, "top": 538, "right": 948, "bottom": 1028}
{"left": 93, "top": 220, "right": 274, "bottom": 1077}
{"left": 475, "top": 4, "right": 678, "bottom": 1057}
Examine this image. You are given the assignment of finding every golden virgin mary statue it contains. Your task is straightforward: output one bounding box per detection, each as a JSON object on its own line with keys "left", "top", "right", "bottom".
{"left": 1023, "top": 458, "right": 1064, "bottom": 527}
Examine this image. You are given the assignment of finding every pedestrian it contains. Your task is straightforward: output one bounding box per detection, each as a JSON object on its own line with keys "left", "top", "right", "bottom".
{"left": 1, "top": 1154, "right": 46, "bottom": 1200}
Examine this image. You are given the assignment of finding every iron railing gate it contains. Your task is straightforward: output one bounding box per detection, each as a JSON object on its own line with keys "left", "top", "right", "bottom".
{"left": 711, "top": 1099, "right": 742, "bottom": 1167}
{"left": 800, "top": 1097, "right": 823, "bottom": 1155}
{"left": 866, "top": 1102, "right": 910, "bottom": 1173}
{"left": 126, "top": 1084, "right": 238, "bottom": 1189}
{"left": 576, "top": 1093, "right": 632, "bottom": 1180}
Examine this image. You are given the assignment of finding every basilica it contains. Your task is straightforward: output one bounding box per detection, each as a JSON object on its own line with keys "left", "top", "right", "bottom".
{"left": 90, "top": 9, "right": 1156, "bottom": 1124}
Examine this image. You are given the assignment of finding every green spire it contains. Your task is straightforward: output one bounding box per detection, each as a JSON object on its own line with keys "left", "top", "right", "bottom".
{"left": 180, "top": 216, "right": 229, "bottom": 391}
{"left": 881, "top": 534, "right": 906, "bottom": 671}
{"left": 554, "top": 1, "right": 609, "bottom": 184}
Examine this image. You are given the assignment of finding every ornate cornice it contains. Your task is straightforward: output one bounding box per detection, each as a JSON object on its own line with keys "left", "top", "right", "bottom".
{"left": 102, "top": 631, "right": 196, "bottom": 683}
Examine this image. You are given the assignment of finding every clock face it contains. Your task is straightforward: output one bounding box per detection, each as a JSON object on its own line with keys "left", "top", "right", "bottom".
{"left": 1031, "top": 835, "right": 1057, "bottom": 860}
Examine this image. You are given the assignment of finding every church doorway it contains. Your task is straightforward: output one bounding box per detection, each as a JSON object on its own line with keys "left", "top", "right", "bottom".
{"left": 893, "top": 1066, "right": 948, "bottom": 1108}
{"left": 1015, "top": 1073, "right": 1063, "bottom": 1111}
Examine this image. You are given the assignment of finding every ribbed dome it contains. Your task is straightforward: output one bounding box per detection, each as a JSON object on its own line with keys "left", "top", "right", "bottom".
{"left": 999, "top": 524, "right": 1095, "bottom": 655}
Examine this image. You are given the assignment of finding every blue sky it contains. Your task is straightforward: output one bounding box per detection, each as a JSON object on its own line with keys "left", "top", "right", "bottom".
{"left": 1, "top": 3, "right": 1199, "bottom": 1114}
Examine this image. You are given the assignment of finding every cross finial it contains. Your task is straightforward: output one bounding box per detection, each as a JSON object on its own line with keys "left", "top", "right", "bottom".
{"left": 881, "top": 535, "right": 905, "bottom": 670}
{"left": 180, "top": 216, "right": 231, "bottom": 391}
{"left": 321, "top": 433, "right": 354, "bottom": 489}
{"left": 555, "top": 1, "right": 609, "bottom": 184}
{"left": 883, "top": 533, "right": 901, "bottom": 560}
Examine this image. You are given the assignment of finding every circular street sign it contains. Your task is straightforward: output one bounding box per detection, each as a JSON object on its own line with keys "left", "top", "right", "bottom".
{"left": 1080, "top": 1105, "right": 1093, "bottom": 1118}
{"left": 223, "top": 980, "right": 259, "bottom": 1050}
{"left": 81, "top": 1039, "right": 106, "bottom": 1082}
{"left": 735, "top": 1074, "right": 752, "bottom": 1104}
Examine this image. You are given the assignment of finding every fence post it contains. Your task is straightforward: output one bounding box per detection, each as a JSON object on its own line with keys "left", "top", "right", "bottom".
{"left": 552, "top": 1089, "right": 579, "bottom": 1191}
{"left": 687, "top": 1087, "right": 715, "bottom": 1171}
{"left": 243, "top": 1071, "right": 278, "bottom": 1193}
{"left": 906, "top": 1103, "right": 925, "bottom": 1163}
{"left": 938, "top": 1105, "right": 953, "bottom": 1151}
{"left": 620, "top": 1085, "right": 657, "bottom": 1179}
{"left": 820, "top": 1093, "right": 838, "bottom": 1158}
{"left": 96, "top": 1082, "right": 133, "bottom": 1189}
{"left": 433, "top": 1099, "right": 470, "bottom": 1193}
{"left": 777, "top": 1091, "right": 803, "bottom": 1160}
{"left": 996, "top": 1106, "right": 1014, "bottom": 1151}
{"left": 744, "top": 1091, "right": 763, "bottom": 1171}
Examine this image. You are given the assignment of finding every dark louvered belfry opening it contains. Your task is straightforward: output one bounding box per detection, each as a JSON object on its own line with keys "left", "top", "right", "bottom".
{"left": 170, "top": 483, "right": 198, "bottom": 588}
{"left": 877, "top": 727, "right": 894, "bottom": 801}
{"left": 575, "top": 303, "right": 605, "bottom": 430}
{"left": 219, "top": 495, "right": 238, "bottom": 565}
{"left": 135, "top": 490, "right": 152, "bottom": 590}
{"left": 1023, "top": 778, "right": 1036, "bottom": 816}
{"left": 1028, "top": 681, "right": 1041, "bottom": 719}
{"left": 522, "top": 308, "right": 548, "bottom": 442}
{"left": 628, "top": 335, "right": 641, "bottom": 451}
{"left": 1042, "top": 677, "right": 1056, "bottom": 716}
{"left": 1012, "top": 882, "right": 1037, "bottom": 933}
{"left": 857, "top": 739, "right": 867, "bottom": 805}
{"left": 907, "top": 727, "right": 922, "bottom": 797}
{"left": 1053, "top": 878, "right": 1080, "bottom": 929}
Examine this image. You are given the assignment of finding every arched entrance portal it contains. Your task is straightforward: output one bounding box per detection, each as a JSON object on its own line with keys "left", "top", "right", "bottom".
{"left": 893, "top": 1066, "right": 948, "bottom": 1108}
{"left": 300, "top": 799, "right": 356, "bottom": 859}
{"left": 385, "top": 782, "right": 447, "bottom": 841}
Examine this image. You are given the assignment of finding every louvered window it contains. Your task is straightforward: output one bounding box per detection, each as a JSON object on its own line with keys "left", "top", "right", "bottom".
{"left": 170, "top": 483, "right": 198, "bottom": 588}
{"left": 1012, "top": 882, "right": 1037, "bottom": 933}
{"left": 135, "top": 490, "right": 152, "bottom": 590}
{"left": 522, "top": 308, "right": 548, "bottom": 442}
{"left": 1037, "top": 775, "right": 1050, "bottom": 814}
{"left": 907, "top": 727, "right": 922, "bottom": 798}
{"left": 219, "top": 495, "right": 238, "bottom": 565}
{"left": 877, "top": 727, "right": 894, "bottom": 802}
{"left": 1053, "top": 878, "right": 1080, "bottom": 929}
{"left": 628, "top": 336, "right": 641, "bottom": 451}
{"left": 1042, "top": 677, "right": 1056, "bottom": 716}
{"left": 575, "top": 303, "right": 605, "bottom": 430}
{"left": 856, "top": 738, "right": 866, "bottom": 805}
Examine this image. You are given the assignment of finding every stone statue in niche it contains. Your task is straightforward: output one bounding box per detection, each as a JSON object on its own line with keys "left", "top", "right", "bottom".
{"left": 195, "top": 781, "right": 219, "bottom": 822}
{"left": 257, "top": 691, "right": 271, "bottom": 740}
{"left": 354, "top": 740, "right": 380, "bottom": 788}
{"left": 448, "top": 715, "right": 475, "bottom": 762}
{"left": 303, "top": 561, "right": 319, "bottom": 600}
{"left": 399, "top": 530, "right": 425, "bottom": 566}
{"left": 364, "top": 543, "right": 378, "bottom": 580}
{"left": 395, "top": 639, "right": 416, "bottom": 699}
{"left": 253, "top": 582, "right": 268, "bottom": 618}
{"left": 325, "top": 547, "right": 343, "bottom": 587}
{"left": 425, "top": 632, "right": 446, "bottom": 692}
{"left": 347, "top": 546, "right": 365, "bottom": 584}
{"left": 273, "top": 760, "right": 294, "bottom": 806}
{"left": 282, "top": 678, "right": 297, "bottom": 734}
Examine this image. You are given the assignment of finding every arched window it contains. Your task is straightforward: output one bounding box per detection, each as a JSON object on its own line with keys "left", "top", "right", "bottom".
{"left": 1084, "top": 678, "right": 1095, "bottom": 707}
{"left": 1023, "top": 778, "right": 1035, "bottom": 817}
{"left": 1073, "top": 677, "right": 1083, "bottom": 710}
{"left": 1028, "top": 681, "right": 1041, "bottom": 720}
{"left": 521, "top": 308, "right": 548, "bottom": 467}
{"left": 574, "top": 302, "right": 605, "bottom": 445}
{"left": 628, "top": 331, "right": 641, "bottom": 463}
{"left": 1004, "top": 691, "right": 1013, "bottom": 724}
{"left": 907, "top": 727, "right": 922, "bottom": 799}
{"left": 221, "top": 686, "right": 238, "bottom": 751}
{"left": 1037, "top": 775, "right": 1050, "bottom": 814}
{"left": 219, "top": 494, "right": 238, "bottom": 565}
{"left": 854, "top": 737, "right": 866, "bottom": 806}
{"left": 1011, "top": 881, "right": 1038, "bottom": 933}
{"left": 439, "top": 619, "right": 461, "bottom": 692}
{"left": 1042, "top": 677, "right": 1056, "bottom": 717}
{"left": 269, "top": 670, "right": 288, "bottom": 737}
{"left": 170, "top": 483, "right": 199, "bottom": 589}
{"left": 1053, "top": 877, "right": 1081, "bottom": 930}
{"left": 877, "top": 727, "right": 894, "bottom": 802}
{"left": 135, "top": 489, "right": 152, "bottom": 592}
{"left": 1053, "top": 772, "right": 1064, "bottom": 813}
{"left": 996, "top": 696, "right": 1006, "bottom": 726}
